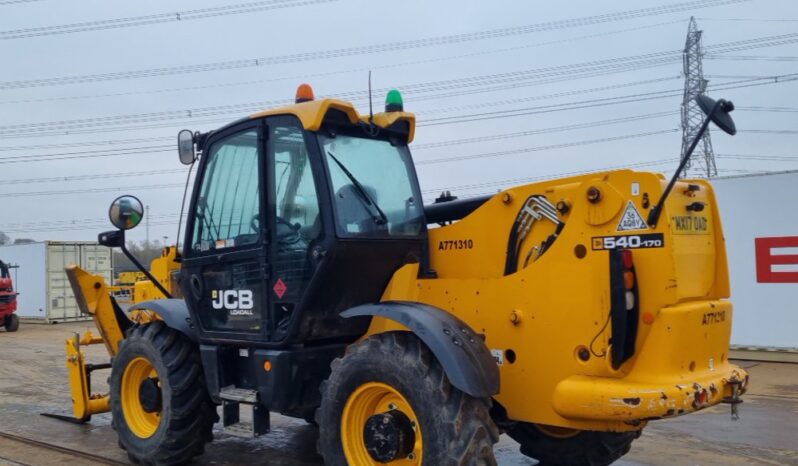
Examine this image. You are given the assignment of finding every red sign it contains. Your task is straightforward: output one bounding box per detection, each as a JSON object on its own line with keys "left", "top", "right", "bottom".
{"left": 273, "top": 278, "right": 287, "bottom": 299}
{"left": 755, "top": 236, "right": 798, "bottom": 283}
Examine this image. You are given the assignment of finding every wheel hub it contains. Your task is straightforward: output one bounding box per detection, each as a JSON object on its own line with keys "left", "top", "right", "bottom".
{"left": 363, "top": 410, "right": 416, "bottom": 462}
{"left": 138, "top": 377, "right": 162, "bottom": 413}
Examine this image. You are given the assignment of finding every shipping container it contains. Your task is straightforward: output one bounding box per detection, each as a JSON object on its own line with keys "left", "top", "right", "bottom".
{"left": 0, "top": 241, "right": 113, "bottom": 323}
{"left": 712, "top": 170, "right": 798, "bottom": 352}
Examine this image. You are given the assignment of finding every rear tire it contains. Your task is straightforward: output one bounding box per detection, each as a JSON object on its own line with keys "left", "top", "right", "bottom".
{"left": 508, "top": 422, "right": 640, "bottom": 466}
{"left": 317, "top": 331, "right": 499, "bottom": 466}
{"left": 4, "top": 314, "right": 19, "bottom": 332}
{"left": 110, "top": 322, "right": 217, "bottom": 466}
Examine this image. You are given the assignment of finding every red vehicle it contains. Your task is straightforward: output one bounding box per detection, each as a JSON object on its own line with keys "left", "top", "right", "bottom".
{"left": 0, "top": 260, "right": 19, "bottom": 332}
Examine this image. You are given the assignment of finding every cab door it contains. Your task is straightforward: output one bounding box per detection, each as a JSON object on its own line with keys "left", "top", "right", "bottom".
{"left": 265, "top": 116, "right": 326, "bottom": 342}
{"left": 181, "top": 121, "right": 270, "bottom": 342}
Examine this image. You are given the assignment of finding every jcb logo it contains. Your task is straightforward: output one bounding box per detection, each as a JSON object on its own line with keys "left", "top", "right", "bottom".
{"left": 211, "top": 290, "right": 254, "bottom": 310}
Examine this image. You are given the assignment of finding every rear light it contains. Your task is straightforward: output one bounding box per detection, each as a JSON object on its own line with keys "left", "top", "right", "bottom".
{"left": 625, "top": 291, "right": 635, "bottom": 310}
{"left": 609, "top": 248, "right": 640, "bottom": 369}
{"left": 623, "top": 271, "right": 635, "bottom": 289}
{"left": 621, "top": 249, "right": 634, "bottom": 269}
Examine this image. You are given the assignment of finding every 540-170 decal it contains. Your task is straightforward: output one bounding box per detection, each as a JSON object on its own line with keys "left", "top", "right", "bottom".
{"left": 592, "top": 233, "right": 665, "bottom": 251}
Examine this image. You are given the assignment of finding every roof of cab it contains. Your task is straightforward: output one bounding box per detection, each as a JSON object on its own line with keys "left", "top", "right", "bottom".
{"left": 248, "top": 98, "right": 416, "bottom": 143}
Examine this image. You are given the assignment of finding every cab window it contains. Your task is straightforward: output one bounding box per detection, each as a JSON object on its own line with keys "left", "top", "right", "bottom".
{"left": 269, "top": 119, "right": 322, "bottom": 307}
{"left": 191, "top": 129, "right": 261, "bottom": 253}
{"left": 319, "top": 133, "right": 424, "bottom": 238}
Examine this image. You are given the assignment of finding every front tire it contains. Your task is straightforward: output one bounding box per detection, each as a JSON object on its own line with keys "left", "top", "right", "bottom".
{"left": 4, "top": 314, "right": 19, "bottom": 332}
{"left": 508, "top": 422, "right": 640, "bottom": 466}
{"left": 110, "top": 322, "right": 217, "bottom": 466}
{"left": 317, "top": 331, "right": 499, "bottom": 466}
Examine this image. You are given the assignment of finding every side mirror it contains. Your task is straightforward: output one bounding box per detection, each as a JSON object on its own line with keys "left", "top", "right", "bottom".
{"left": 178, "top": 129, "right": 196, "bottom": 165}
{"left": 696, "top": 95, "right": 736, "bottom": 135}
{"left": 109, "top": 195, "right": 144, "bottom": 230}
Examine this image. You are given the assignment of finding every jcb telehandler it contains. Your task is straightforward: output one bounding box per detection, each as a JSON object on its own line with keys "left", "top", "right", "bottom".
{"left": 62, "top": 85, "right": 748, "bottom": 465}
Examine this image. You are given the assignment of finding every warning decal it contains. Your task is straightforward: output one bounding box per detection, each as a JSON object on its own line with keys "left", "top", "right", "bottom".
{"left": 616, "top": 201, "right": 648, "bottom": 231}
{"left": 273, "top": 278, "right": 287, "bottom": 299}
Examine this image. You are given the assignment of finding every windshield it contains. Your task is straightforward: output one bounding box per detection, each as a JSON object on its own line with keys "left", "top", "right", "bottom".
{"left": 319, "top": 133, "right": 424, "bottom": 238}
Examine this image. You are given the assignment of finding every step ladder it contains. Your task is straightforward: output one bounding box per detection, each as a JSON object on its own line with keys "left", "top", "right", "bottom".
{"left": 219, "top": 386, "right": 269, "bottom": 438}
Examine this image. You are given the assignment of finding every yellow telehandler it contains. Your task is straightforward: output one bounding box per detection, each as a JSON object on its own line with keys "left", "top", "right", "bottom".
{"left": 60, "top": 85, "right": 747, "bottom": 465}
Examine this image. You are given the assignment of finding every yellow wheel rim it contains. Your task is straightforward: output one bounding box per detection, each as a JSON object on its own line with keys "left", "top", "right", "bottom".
{"left": 341, "top": 382, "right": 423, "bottom": 465}
{"left": 121, "top": 356, "right": 161, "bottom": 438}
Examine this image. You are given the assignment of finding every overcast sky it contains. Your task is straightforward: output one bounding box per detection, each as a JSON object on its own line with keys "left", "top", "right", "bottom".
{"left": 0, "top": 0, "right": 795, "bottom": 244}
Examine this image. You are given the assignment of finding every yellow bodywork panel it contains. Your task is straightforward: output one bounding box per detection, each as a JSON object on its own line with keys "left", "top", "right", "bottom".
{"left": 133, "top": 246, "right": 181, "bottom": 302}
{"left": 249, "top": 98, "right": 416, "bottom": 142}
{"left": 366, "top": 169, "right": 747, "bottom": 432}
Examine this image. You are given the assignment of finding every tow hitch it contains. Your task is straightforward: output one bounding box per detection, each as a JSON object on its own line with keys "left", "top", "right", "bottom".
{"left": 722, "top": 375, "right": 746, "bottom": 421}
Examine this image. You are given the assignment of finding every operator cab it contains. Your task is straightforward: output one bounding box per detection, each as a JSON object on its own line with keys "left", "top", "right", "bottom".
{"left": 177, "top": 85, "right": 427, "bottom": 346}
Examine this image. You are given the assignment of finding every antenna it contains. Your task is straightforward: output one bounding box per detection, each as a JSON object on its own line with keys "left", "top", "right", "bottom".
{"left": 368, "top": 70, "right": 374, "bottom": 122}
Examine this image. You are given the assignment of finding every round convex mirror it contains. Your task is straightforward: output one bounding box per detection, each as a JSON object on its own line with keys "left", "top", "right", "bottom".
{"left": 178, "top": 129, "right": 196, "bottom": 165}
{"left": 109, "top": 195, "right": 144, "bottom": 230}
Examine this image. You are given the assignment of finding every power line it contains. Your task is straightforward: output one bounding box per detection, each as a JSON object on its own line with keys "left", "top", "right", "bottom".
{"left": 0, "top": 0, "right": 42, "bottom": 4}
{"left": 716, "top": 153, "right": 798, "bottom": 161}
{"left": 738, "top": 129, "right": 798, "bottom": 134}
{"left": 0, "top": 20, "right": 683, "bottom": 106}
{"left": 0, "top": 54, "right": 684, "bottom": 135}
{"left": 0, "top": 145, "right": 174, "bottom": 163}
{"left": 413, "top": 111, "right": 678, "bottom": 150}
{"left": 1, "top": 213, "right": 180, "bottom": 230}
{"left": 0, "top": 46, "right": 779, "bottom": 138}
{"left": 417, "top": 73, "right": 798, "bottom": 127}
{"left": 0, "top": 182, "right": 185, "bottom": 198}
{"left": 0, "top": 77, "right": 677, "bottom": 150}
{"left": 0, "top": 111, "right": 678, "bottom": 176}
{"left": 0, "top": 0, "right": 334, "bottom": 40}
{"left": 0, "top": 136, "right": 170, "bottom": 152}
{"left": 697, "top": 17, "right": 798, "bottom": 22}
{"left": 2, "top": 28, "right": 796, "bottom": 138}
{"left": 707, "top": 54, "right": 798, "bottom": 61}
{"left": 0, "top": 70, "right": 794, "bottom": 147}
{"left": 0, "top": 147, "right": 173, "bottom": 164}
{"left": 415, "top": 129, "right": 679, "bottom": 165}
{"left": 0, "top": 0, "right": 751, "bottom": 90}
{"left": 0, "top": 168, "right": 186, "bottom": 185}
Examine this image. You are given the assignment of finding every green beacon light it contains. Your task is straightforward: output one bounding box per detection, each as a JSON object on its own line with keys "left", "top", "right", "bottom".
{"left": 385, "top": 89, "right": 403, "bottom": 112}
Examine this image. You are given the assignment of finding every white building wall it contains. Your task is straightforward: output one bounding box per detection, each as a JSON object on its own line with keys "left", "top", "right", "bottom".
{"left": 712, "top": 170, "right": 798, "bottom": 349}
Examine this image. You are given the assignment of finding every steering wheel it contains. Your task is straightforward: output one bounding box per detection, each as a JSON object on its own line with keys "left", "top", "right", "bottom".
{"left": 251, "top": 214, "right": 297, "bottom": 230}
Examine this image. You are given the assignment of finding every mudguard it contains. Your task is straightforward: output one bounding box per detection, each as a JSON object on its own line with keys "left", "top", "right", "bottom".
{"left": 129, "top": 299, "right": 197, "bottom": 342}
{"left": 342, "top": 301, "right": 499, "bottom": 398}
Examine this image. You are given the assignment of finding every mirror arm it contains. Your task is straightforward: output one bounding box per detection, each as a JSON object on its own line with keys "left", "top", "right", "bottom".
{"left": 118, "top": 230, "right": 174, "bottom": 299}
{"left": 647, "top": 100, "right": 719, "bottom": 228}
